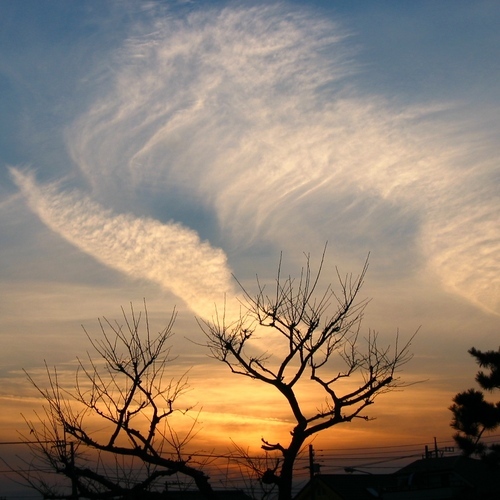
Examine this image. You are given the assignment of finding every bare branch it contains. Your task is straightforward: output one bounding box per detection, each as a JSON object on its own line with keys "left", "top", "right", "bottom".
{"left": 200, "top": 250, "right": 415, "bottom": 500}
{"left": 18, "top": 302, "right": 215, "bottom": 499}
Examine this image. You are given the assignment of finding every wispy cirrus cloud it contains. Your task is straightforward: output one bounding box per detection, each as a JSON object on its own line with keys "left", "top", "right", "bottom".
{"left": 11, "top": 4, "right": 500, "bottom": 315}
{"left": 9, "top": 168, "right": 234, "bottom": 320}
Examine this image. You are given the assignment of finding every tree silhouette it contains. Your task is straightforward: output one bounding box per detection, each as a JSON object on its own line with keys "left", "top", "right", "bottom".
{"left": 200, "top": 251, "right": 415, "bottom": 500}
{"left": 450, "top": 347, "right": 500, "bottom": 463}
{"left": 18, "top": 302, "right": 214, "bottom": 499}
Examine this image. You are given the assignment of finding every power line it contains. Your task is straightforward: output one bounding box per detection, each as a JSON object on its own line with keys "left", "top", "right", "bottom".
{"left": 2, "top": 435, "right": 498, "bottom": 477}
{"left": 2, "top": 434, "right": 499, "bottom": 450}
{"left": 0, "top": 440, "right": 54, "bottom": 445}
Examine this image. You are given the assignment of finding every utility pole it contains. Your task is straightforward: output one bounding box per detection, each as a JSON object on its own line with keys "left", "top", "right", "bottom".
{"left": 309, "top": 445, "right": 314, "bottom": 480}
{"left": 424, "top": 438, "right": 454, "bottom": 459}
{"left": 53, "top": 440, "right": 78, "bottom": 498}
{"left": 69, "top": 441, "right": 78, "bottom": 499}
{"left": 308, "top": 444, "right": 321, "bottom": 479}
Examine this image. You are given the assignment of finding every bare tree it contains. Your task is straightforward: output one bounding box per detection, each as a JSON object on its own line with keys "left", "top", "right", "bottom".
{"left": 18, "top": 302, "right": 214, "bottom": 499}
{"left": 200, "top": 251, "right": 415, "bottom": 500}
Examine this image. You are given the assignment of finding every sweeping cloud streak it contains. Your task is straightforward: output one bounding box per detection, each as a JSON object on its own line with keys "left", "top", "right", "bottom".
{"left": 12, "top": 4, "right": 500, "bottom": 315}
{"left": 9, "top": 168, "right": 234, "bottom": 320}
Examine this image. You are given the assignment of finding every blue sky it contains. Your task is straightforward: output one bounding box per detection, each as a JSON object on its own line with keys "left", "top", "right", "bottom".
{"left": 1, "top": 0, "right": 499, "bottom": 496}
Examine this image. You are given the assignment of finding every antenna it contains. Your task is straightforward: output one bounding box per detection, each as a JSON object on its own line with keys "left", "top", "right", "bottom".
{"left": 424, "top": 438, "right": 454, "bottom": 459}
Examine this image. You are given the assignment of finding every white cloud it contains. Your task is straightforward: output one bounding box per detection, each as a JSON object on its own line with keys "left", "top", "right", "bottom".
{"left": 9, "top": 168, "right": 235, "bottom": 320}
{"left": 12, "top": 4, "right": 500, "bottom": 316}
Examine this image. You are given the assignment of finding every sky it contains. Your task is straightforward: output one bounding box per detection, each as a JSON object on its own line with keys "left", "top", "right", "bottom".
{"left": 0, "top": 0, "right": 499, "bottom": 496}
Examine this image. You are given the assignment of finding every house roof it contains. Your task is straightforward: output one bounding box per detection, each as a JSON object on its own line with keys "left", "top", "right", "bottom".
{"left": 394, "top": 455, "right": 500, "bottom": 494}
{"left": 165, "top": 490, "right": 254, "bottom": 500}
{"left": 294, "top": 456, "right": 500, "bottom": 500}
{"left": 295, "top": 474, "right": 391, "bottom": 500}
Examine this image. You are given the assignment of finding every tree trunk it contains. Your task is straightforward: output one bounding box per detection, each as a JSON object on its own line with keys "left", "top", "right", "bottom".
{"left": 278, "top": 434, "right": 305, "bottom": 500}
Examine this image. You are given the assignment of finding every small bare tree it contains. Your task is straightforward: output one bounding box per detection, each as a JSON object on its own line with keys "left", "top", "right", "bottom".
{"left": 18, "top": 302, "right": 214, "bottom": 499}
{"left": 200, "top": 252, "right": 415, "bottom": 500}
